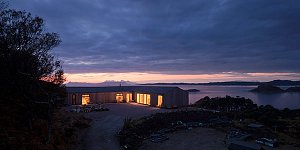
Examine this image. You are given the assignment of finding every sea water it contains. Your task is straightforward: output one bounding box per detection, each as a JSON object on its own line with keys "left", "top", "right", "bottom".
{"left": 159, "top": 85, "right": 300, "bottom": 109}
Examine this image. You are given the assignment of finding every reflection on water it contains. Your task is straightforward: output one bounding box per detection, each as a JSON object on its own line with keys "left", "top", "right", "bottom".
{"left": 162, "top": 85, "right": 300, "bottom": 109}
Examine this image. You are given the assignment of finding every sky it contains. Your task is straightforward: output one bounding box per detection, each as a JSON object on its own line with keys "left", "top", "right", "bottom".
{"left": 9, "top": 0, "right": 300, "bottom": 83}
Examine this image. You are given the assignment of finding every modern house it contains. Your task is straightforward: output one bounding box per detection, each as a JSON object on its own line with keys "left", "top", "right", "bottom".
{"left": 66, "top": 86, "right": 189, "bottom": 108}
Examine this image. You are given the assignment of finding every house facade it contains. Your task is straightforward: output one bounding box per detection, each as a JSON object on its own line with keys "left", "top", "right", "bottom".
{"left": 66, "top": 86, "right": 189, "bottom": 108}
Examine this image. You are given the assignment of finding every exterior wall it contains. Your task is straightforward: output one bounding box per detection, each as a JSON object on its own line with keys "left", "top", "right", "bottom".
{"left": 162, "top": 93, "right": 173, "bottom": 108}
{"left": 66, "top": 93, "right": 82, "bottom": 105}
{"left": 95, "top": 92, "right": 117, "bottom": 103}
{"left": 178, "top": 89, "right": 189, "bottom": 106}
{"left": 132, "top": 92, "right": 137, "bottom": 103}
{"left": 66, "top": 92, "right": 133, "bottom": 105}
{"left": 95, "top": 92, "right": 132, "bottom": 103}
{"left": 150, "top": 93, "right": 159, "bottom": 107}
{"left": 89, "top": 93, "right": 97, "bottom": 103}
{"left": 163, "top": 89, "right": 189, "bottom": 108}
{"left": 66, "top": 93, "right": 72, "bottom": 104}
{"left": 66, "top": 88, "right": 189, "bottom": 108}
{"left": 173, "top": 89, "right": 188, "bottom": 106}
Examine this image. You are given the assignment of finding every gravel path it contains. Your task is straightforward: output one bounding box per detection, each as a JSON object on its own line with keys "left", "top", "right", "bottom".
{"left": 142, "top": 128, "right": 227, "bottom": 150}
{"left": 78, "top": 103, "right": 167, "bottom": 150}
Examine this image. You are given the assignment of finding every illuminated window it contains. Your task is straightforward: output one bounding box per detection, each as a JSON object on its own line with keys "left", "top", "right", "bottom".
{"left": 143, "top": 94, "right": 147, "bottom": 104}
{"left": 136, "top": 93, "right": 150, "bottom": 105}
{"left": 116, "top": 93, "right": 124, "bottom": 103}
{"left": 126, "top": 93, "right": 132, "bottom": 103}
{"left": 139, "top": 94, "right": 144, "bottom": 104}
{"left": 82, "top": 94, "right": 90, "bottom": 105}
{"left": 137, "top": 93, "right": 140, "bottom": 103}
{"left": 146, "top": 94, "right": 151, "bottom": 105}
{"left": 157, "top": 95, "right": 163, "bottom": 107}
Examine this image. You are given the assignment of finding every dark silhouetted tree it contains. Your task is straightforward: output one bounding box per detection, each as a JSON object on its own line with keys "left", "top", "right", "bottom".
{"left": 0, "top": 7, "right": 65, "bottom": 130}
{"left": 0, "top": 9, "right": 64, "bottom": 85}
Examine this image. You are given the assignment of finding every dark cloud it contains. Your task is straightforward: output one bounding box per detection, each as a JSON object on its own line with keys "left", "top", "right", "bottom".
{"left": 10, "top": 0, "right": 300, "bottom": 74}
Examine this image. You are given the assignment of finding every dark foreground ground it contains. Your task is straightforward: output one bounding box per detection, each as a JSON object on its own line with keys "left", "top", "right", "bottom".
{"left": 76, "top": 103, "right": 297, "bottom": 150}
{"left": 77, "top": 103, "right": 230, "bottom": 150}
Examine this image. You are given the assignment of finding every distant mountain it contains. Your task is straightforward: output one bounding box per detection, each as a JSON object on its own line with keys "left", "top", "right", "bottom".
{"left": 66, "top": 82, "right": 97, "bottom": 87}
{"left": 266, "top": 80, "right": 300, "bottom": 86}
{"left": 98, "top": 80, "right": 137, "bottom": 86}
{"left": 141, "top": 80, "right": 300, "bottom": 86}
{"left": 66, "top": 80, "right": 137, "bottom": 87}
{"left": 140, "top": 81, "right": 260, "bottom": 86}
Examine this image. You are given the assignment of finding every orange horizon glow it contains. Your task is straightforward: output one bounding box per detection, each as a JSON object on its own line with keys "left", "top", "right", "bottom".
{"left": 64, "top": 72, "right": 300, "bottom": 84}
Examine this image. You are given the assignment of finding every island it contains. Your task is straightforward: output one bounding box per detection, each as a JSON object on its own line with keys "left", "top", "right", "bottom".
{"left": 250, "top": 84, "right": 284, "bottom": 93}
{"left": 285, "top": 87, "right": 300, "bottom": 92}
{"left": 251, "top": 84, "right": 300, "bottom": 93}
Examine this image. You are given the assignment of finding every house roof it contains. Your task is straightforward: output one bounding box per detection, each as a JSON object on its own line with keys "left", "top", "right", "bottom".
{"left": 66, "top": 86, "right": 183, "bottom": 94}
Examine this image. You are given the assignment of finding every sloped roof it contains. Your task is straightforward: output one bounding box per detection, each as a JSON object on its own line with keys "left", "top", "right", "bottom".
{"left": 66, "top": 86, "right": 183, "bottom": 94}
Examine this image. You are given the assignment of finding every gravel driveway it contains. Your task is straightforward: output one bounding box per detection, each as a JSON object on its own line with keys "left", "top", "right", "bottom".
{"left": 78, "top": 103, "right": 167, "bottom": 150}
{"left": 142, "top": 128, "right": 227, "bottom": 150}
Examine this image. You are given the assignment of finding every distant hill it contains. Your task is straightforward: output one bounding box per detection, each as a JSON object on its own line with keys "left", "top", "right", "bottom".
{"left": 66, "top": 80, "right": 137, "bottom": 87}
{"left": 266, "top": 80, "right": 300, "bottom": 86}
{"left": 141, "top": 80, "right": 300, "bottom": 86}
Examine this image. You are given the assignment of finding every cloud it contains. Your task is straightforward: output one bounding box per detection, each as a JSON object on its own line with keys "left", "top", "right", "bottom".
{"left": 10, "top": 0, "right": 300, "bottom": 75}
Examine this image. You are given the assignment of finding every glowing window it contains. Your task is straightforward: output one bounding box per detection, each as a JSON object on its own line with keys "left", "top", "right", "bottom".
{"left": 136, "top": 93, "right": 151, "bottom": 105}
{"left": 157, "top": 95, "right": 163, "bottom": 107}
{"left": 82, "top": 94, "right": 90, "bottom": 105}
{"left": 143, "top": 94, "right": 147, "bottom": 104}
{"left": 137, "top": 93, "right": 140, "bottom": 103}
{"left": 146, "top": 94, "right": 151, "bottom": 105}
{"left": 126, "top": 93, "right": 132, "bottom": 103}
{"left": 116, "top": 93, "right": 124, "bottom": 102}
{"left": 139, "top": 94, "right": 144, "bottom": 104}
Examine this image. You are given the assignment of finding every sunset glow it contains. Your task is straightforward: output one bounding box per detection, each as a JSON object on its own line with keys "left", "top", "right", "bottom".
{"left": 65, "top": 72, "right": 300, "bottom": 83}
